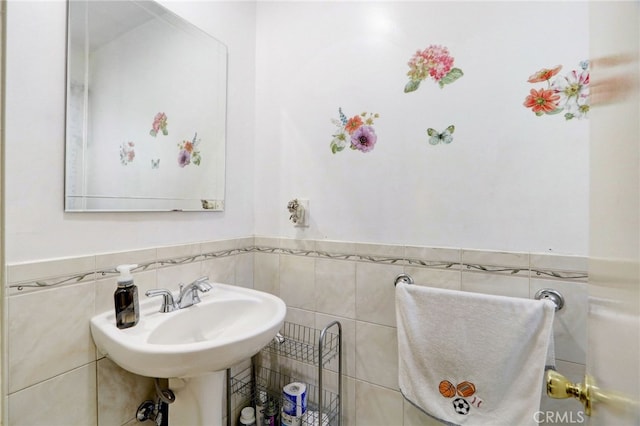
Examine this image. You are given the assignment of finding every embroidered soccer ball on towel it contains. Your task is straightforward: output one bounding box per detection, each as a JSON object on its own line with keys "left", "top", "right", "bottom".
{"left": 438, "top": 380, "right": 484, "bottom": 416}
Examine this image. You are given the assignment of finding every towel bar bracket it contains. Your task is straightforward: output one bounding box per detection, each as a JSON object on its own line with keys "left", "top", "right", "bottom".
{"left": 394, "top": 273, "right": 414, "bottom": 286}
{"left": 535, "top": 288, "right": 564, "bottom": 311}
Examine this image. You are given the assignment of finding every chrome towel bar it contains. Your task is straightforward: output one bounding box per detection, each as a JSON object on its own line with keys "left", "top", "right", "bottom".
{"left": 394, "top": 273, "right": 564, "bottom": 311}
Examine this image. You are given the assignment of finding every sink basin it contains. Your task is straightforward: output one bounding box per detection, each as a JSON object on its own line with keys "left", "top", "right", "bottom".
{"left": 90, "top": 283, "right": 286, "bottom": 378}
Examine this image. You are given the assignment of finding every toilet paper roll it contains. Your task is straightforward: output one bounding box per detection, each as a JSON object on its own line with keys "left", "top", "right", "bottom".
{"left": 282, "top": 382, "right": 307, "bottom": 418}
{"left": 281, "top": 411, "right": 301, "bottom": 426}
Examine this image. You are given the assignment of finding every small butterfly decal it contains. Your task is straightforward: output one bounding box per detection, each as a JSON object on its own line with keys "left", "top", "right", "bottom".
{"left": 427, "top": 125, "right": 455, "bottom": 145}
{"left": 151, "top": 159, "right": 160, "bottom": 169}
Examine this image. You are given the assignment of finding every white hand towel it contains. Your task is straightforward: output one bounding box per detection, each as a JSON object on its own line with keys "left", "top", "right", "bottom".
{"left": 396, "top": 283, "right": 555, "bottom": 426}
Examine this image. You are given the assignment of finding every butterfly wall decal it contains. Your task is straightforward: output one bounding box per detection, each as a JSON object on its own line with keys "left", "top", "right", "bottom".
{"left": 151, "top": 159, "right": 160, "bottom": 169}
{"left": 427, "top": 125, "right": 455, "bottom": 145}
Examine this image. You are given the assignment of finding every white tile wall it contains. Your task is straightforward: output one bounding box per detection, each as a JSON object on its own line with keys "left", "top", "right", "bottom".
{"left": 96, "top": 358, "right": 155, "bottom": 426}
{"left": 8, "top": 364, "right": 97, "bottom": 426}
{"left": 253, "top": 237, "right": 588, "bottom": 426}
{"left": 4, "top": 237, "right": 588, "bottom": 425}
{"left": 8, "top": 283, "right": 95, "bottom": 393}
{"left": 279, "top": 255, "right": 316, "bottom": 311}
{"left": 356, "top": 262, "right": 403, "bottom": 327}
{"left": 315, "top": 259, "right": 356, "bottom": 319}
{"left": 354, "top": 380, "right": 403, "bottom": 426}
{"left": 4, "top": 238, "right": 255, "bottom": 426}
{"left": 355, "top": 322, "right": 399, "bottom": 391}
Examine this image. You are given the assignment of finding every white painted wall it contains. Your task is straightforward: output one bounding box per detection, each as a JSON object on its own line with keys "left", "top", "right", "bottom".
{"left": 254, "top": 1, "right": 590, "bottom": 255}
{"left": 5, "top": 0, "right": 589, "bottom": 263}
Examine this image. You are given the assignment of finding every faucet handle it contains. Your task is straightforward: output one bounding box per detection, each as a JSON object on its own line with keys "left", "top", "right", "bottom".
{"left": 192, "top": 277, "right": 213, "bottom": 291}
{"left": 145, "top": 289, "right": 176, "bottom": 313}
{"left": 176, "top": 278, "right": 212, "bottom": 309}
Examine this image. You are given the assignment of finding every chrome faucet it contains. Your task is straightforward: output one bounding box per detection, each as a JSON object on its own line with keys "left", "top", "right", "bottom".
{"left": 145, "top": 289, "right": 177, "bottom": 312}
{"left": 177, "top": 277, "right": 213, "bottom": 309}
{"left": 146, "top": 277, "right": 213, "bottom": 312}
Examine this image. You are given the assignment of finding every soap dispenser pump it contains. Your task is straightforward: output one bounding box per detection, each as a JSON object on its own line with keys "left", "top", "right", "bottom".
{"left": 114, "top": 264, "right": 139, "bottom": 329}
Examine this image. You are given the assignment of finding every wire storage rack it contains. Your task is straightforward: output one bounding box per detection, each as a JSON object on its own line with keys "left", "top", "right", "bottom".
{"left": 228, "top": 320, "right": 342, "bottom": 426}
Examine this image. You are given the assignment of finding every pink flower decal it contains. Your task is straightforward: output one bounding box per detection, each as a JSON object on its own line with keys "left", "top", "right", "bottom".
{"left": 119, "top": 141, "right": 135, "bottom": 165}
{"left": 524, "top": 61, "right": 590, "bottom": 120}
{"left": 150, "top": 112, "right": 168, "bottom": 137}
{"left": 330, "top": 108, "right": 380, "bottom": 154}
{"left": 405, "top": 45, "right": 463, "bottom": 92}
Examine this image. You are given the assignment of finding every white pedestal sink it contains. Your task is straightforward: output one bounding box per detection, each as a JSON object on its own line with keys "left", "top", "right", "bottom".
{"left": 90, "top": 282, "right": 287, "bottom": 425}
{"left": 168, "top": 372, "right": 226, "bottom": 426}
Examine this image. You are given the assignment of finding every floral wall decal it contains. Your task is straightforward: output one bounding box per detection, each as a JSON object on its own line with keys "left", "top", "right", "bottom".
{"left": 330, "top": 108, "right": 380, "bottom": 154}
{"left": 404, "top": 45, "right": 464, "bottom": 93}
{"left": 177, "top": 132, "right": 202, "bottom": 167}
{"left": 150, "top": 112, "right": 168, "bottom": 136}
{"left": 427, "top": 125, "right": 455, "bottom": 145}
{"left": 119, "top": 141, "right": 135, "bottom": 165}
{"left": 523, "top": 61, "right": 590, "bottom": 120}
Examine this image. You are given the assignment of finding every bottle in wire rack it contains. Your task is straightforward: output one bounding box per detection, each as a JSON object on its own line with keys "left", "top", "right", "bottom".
{"left": 255, "top": 389, "right": 267, "bottom": 426}
{"left": 238, "top": 407, "right": 256, "bottom": 426}
{"left": 263, "top": 398, "right": 278, "bottom": 426}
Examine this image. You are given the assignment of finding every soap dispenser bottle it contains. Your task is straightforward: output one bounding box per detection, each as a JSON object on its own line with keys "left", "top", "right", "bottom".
{"left": 114, "top": 264, "right": 139, "bottom": 329}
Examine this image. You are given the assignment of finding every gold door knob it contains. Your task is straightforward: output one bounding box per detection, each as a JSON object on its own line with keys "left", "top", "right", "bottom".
{"left": 546, "top": 370, "right": 593, "bottom": 416}
{"left": 546, "top": 370, "right": 640, "bottom": 417}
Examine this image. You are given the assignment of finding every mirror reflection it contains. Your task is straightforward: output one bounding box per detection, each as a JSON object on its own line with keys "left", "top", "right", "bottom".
{"left": 65, "top": 0, "right": 227, "bottom": 212}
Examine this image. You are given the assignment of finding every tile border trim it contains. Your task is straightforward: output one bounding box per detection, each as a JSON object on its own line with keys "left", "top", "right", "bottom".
{"left": 7, "top": 242, "right": 587, "bottom": 293}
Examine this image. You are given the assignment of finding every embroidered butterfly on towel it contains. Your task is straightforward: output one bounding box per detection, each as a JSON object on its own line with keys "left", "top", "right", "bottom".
{"left": 427, "top": 125, "right": 455, "bottom": 145}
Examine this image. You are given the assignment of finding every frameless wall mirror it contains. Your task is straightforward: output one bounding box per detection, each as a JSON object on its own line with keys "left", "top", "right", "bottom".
{"left": 65, "top": 0, "right": 227, "bottom": 212}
